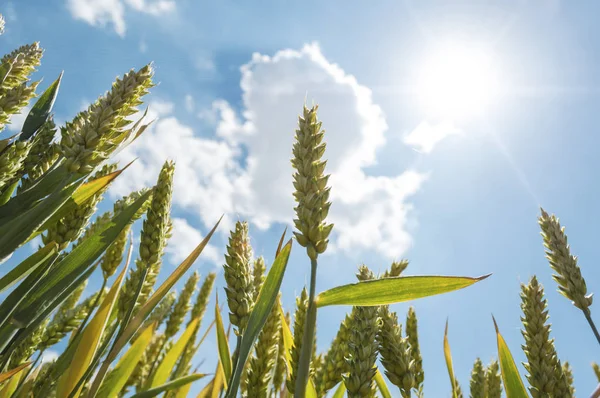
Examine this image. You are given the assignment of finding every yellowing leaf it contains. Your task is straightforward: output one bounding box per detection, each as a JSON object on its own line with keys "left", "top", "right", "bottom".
{"left": 444, "top": 320, "right": 458, "bottom": 398}
{"left": 331, "top": 381, "right": 346, "bottom": 398}
{"left": 56, "top": 261, "right": 128, "bottom": 398}
{"left": 374, "top": 367, "right": 392, "bottom": 398}
{"left": 95, "top": 322, "right": 157, "bottom": 398}
{"left": 175, "top": 380, "right": 193, "bottom": 398}
{"left": 316, "top": 274, "right": 490, "bottom": 307}
{"left": 196, "top": 379, "right": 213, "bottom": 398}
{"left": 211, "top": 361, "right": 225, "bottom": 398}
{"left": 493, "top": 317, "right": 528, "bottom": 398}
{"left": 278, "top": 302, "right": 293, "bottom": 368}
{"left": 0, "top": 368, "right": 23, "bottom": 398}
{"left": 214, "top": 296, "right": 231, "bottom": 387}
{"left": 0, "top": 362, "right": 30, "bottom": 384}
{"left": 277, "top": 301, "right": 317, "bottom": 398}
{"left": 150, "top": 318, "right": 200, "bottom": 388}
{"left": 87, "top": 217, "right": 221, "bottom": 398}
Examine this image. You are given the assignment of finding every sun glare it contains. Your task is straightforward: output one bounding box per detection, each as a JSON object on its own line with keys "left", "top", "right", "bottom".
{"left": 416, "top": 44, "right": 500, "bottom": 120}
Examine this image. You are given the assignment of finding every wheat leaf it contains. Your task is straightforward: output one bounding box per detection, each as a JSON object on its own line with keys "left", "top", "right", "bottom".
{"left": 316, "top": 274, "right": 490, "bottom": 307}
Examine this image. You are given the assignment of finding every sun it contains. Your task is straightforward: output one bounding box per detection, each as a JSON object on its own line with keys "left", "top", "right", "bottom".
{"left": 416, "top": 43, "right": 500, "bottom": 120}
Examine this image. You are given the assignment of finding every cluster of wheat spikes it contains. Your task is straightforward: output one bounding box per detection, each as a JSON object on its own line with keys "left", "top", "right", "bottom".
{"left": 2, "top": 14, "right": 600, "bottom": 398}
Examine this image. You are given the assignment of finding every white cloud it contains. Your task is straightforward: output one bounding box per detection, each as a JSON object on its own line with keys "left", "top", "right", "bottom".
{"left": 66, "top": 0, "right": 175, "bottom": 36}
{"left": 403, "top": 120, "right": 462, "bottom": 154}
{"left": 166, "top": 218, "right": 220, "bottom": 265}
{"left": 41, "top": 350, "right": 59, "bottom": 364}
{"left": 5, "top": 105, "right": 30, "bottom": 134}
{"left": 111, "top": 43, "right": 428, "bottom": 259}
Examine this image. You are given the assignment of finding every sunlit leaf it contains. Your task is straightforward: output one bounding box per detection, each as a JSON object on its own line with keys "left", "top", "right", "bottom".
{"left": 374, "top": 367, "right": 392, "bottom": 398}
{"left": 493, "top": 317, "right": 528, "bottom": 398}
{"left": 214, "top": 296, "right": 231, "bottom": 387}
{"left": 95, "top": 322, "right": 157, "bottom": 398}
{"left": 0, "top": 242, "right": 58, "bottom": 293}
{"left": 29, "top": 166, "right": 128, "bottom": 241}
{"left": 20, "top": 71, "right": 63, "bottom": 140}
{"left": 0, "top": 362, "right": 29, "bottom": 384}
{"left": 150, "top": 318, "right": 200, "bottom": 388}
{"left": 9, "top": 190, "right": 151, "bottom": 329}
{"left": 316, "top": 274, "right": 490, "bottom": 307}
{"left": 0, "top": 368, "right": 23, "bottom": 398}
{"left": 277, "top": 300, "right": 318, "bottom": 398}
{"left": 444, "top": 320, "right": 458, "bottom": 398}
{"left": 211, "top": 361, "right": 225, "bottom": 398}
{"left": 331, "top": 381, "right": 346, "bottom": 398}
{"left": 132, "top": 373, "right": 207, "bottom": 398}
{"left": 225, "top": 240, "right": 292, "bottom": 398}
{"left": 56, "top": 260, "right": 128, "bottom": 398}
{"left": 196, "top": 378, "right": 213, "bottom": 398}
{"left": 86, "top": 217, "right": 221, "bottom": 397}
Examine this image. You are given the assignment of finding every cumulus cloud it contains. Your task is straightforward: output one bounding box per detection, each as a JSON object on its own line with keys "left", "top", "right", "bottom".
{"left": 66, "top": 0, "right": 175, "bottom": 36}
{"left": 111, "top": 43, "right": 428, "bottom": 259}
{"left": 403, "top": 120, "right": 462, "bottom": 153}
{"left": 166, "top": 218, "right": 220, "bottom": 265}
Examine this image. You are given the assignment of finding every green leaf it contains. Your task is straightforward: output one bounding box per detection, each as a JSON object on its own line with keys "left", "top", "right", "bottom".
{"left": 0, "top": 176, "right": 74, "bottom": 261}
{"left": 20, "top": 72, "right": 63, "bottom": 141}
{"left": 150, "top": 318, "right": 200, "bottom": 388}
{"left": 444, "top": 320, "right": 458, "bottom": 398}
{"left": 56, "top": 258, "right": 129, "bottom": 398}
{"left": 96, "top": 323, "right": 157, "bottom": 398}
{"left": 316, "top": 274, "right": 491, "bottom": 307}
{"left": 0, "top": 242, "right": 58, "bottom": 293}
{"left": 331, "top": 381, "right": 346, "bottom": 398}
{"left": 28, "top": 166, "right": 127, "bottom": 242}
{"left": 374, "top": 367, "right": 392, "bottom": 398}
{"left": 10, "top": 190, "right": 152, "bottom": 328}
{"left": 214, "top": 296, "right": 232, "bottom": 386}
{"left": 0, "top": 163, "right": 69, "bottom": 223}
{"left": 0, "top": 179, "right": 18, "bottom": 206}
{"left": 86, "top": 217, "right": 222, "bottom": 398}
{"left": 225, "top": 240, "right": 293, "bottom": 398}
{"left": 131, "top": 374, "right": 207, "bottom": 398}
{"left": 493, "top": 317, "right": 528, "bottom": 398}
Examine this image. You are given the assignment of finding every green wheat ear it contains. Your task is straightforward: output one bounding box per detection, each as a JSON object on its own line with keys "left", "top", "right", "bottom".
{"left": 539, "top": 208, "right": 593, "bottom": 311}
{"left": 406, "top": 306, "right": 424, "bottom": 392}
{"left": 60, "top": 64, "right": 154, "bottom": 174}
{"left": 223, "top": 220, "right": 255, "bottom": 334}
{"left": 292, "top": 105, "right": 333, "bottom": 260}
{"left": 246, "top": 293, "right": 282, "bottom": 398}
{"left": 520, "top": 275, "right": 571, "bottom": 397}
{"left": 164, "top": 271, "right": 199, "bottom": 339}
{"left": 287, "top": 288, "right": 309, "bottom": 395}
{"left": 1, "top": 42, "right": 43, "bottom": 90}
{"left": 0, "top": 140, "right": 33, "bottom": 191}
{"left": 484, "top": 360, "right": 502, "bottom": 398}
{"left": 120, "top": 160, "right": 174, "bottom": 318}
{"left": 344, "top": 266, "right": 379, "bottom": 398}
{"left": 377, "top": 305, "right": 415, "bottom": 398}
{"left": 42, "top": 163, "right": 117, "bottom": 250}
{"left": 470, "top": 358, "right": 485, "bottom": 398}
{"left": 562, "top": 362, "right": 575, "bottom": 396}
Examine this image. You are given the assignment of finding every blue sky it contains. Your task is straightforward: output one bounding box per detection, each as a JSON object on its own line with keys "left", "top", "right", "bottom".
{"left": 3, "top": 0, "right": 600, "bottom": 396}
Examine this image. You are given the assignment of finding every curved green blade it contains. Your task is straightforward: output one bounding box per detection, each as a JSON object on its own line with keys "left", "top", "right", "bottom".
{"left": 316, "top": 274, "right": 490, "bottom": 307}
